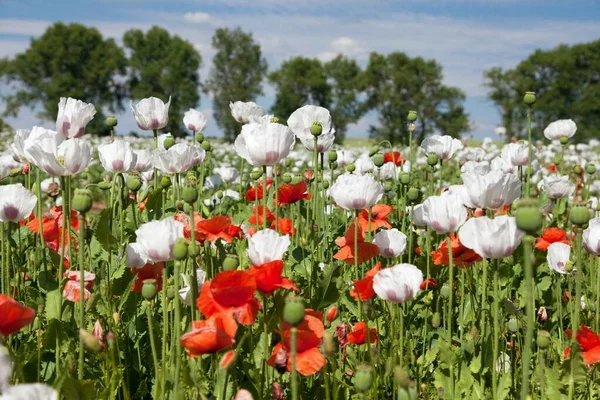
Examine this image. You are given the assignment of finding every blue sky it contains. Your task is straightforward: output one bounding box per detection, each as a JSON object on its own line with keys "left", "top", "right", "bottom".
{"left": 1, "top": 0, "right": 599, "bottom": 140}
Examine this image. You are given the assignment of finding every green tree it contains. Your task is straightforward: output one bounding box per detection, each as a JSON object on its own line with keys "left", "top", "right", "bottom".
{"left": 484, "top": 40, "right": 600, "bottom": 141}
{"left": 124, "top": 26, "right": 201, "bottom": 137}
{"left": 0, "top": 22, "right": 126, "bottom": 135}
{"left": 269, "top": 55, "right": 365, "bottom": 143}
{"left": 362, "top": 52, "right": 469, "bottom": 145}
{"left": 203, "top": 27, "right": 267, "bottom": 142}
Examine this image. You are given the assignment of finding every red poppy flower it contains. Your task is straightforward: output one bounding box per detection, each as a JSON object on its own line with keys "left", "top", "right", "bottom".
{"left": 357, "top": 204, "right": 393, "bottom": 232}
{"left": 131, "top": 263, "right": 164, "bottom": 293}
{"left": 181, "top": 313, "right": 238, "bottom": 356}
{"left": 0, "top": 294, "right": 36, "bottom": 336}
{"left": 420, "top": 276, "right": 437, "bottom": 290}
{"left": 431, "top": 233, "right": 481, "bottom": 268}
{"left": 248, "top": 205, "right": 275, "bottom": 227}
{"left": 347, "top": 322, "right": 378, "bottom": 345}
{"left": 326, "top": 305, "right": 338, "bottom": 322}
{"left": 271, "top": 218, "right": 296, "bottom": 235}
{"left": 62, "top": 270, "right": 96, "bottom": 303}
{"left": 334, "top": 223, "right": 379, "bottom": 265}
{"left": 268, "top": 310, "right": 326, "bottom": 376}
{"left": 383, "top": 152, "right": 405, "bottom": 166}
{"left": 25, "top": 206, "right": 81, "bottom": 260}
{"left": 564, "top": 325, "right": 600, "bottom": 365}
{"left": 349, "top": 262, "right": 381, "bottom": 300}
{"left": 174, "top": 211, "right": 203, "bottom": 239}
{"left": 219, "top": 350, "right": 237, "bottom": 369}
{"left": 197, "top": 216, "right": 236, "bottom": 243}
{"left": 248, "top": 260, "right": 298, "bottom": 296}
{"left": 245, "top": 179, "right": 273, "bottom": 202}
{"left": 547, "top": 164, "right": 557, "bottom": 173}
{"left": 197, "top": 270, "right": 261, "bottom": 325}
{"left": 276, "top": 181, "right": 311, "bottom": 206}
{"left": 535, "top": 228, "right": 570, "bottom": 251}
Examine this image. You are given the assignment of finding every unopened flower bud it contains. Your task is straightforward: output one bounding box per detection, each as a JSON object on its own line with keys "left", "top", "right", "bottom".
{"left": 431, "top": 312, "right": 441, "bottom": 328}
{"left": 141, "top": 279, "right": 159, "bottom": 300}
{"left": 330, "top": 161, "right": 338, "bottom": 170}
{"left": 173, "top": 239, "right": 189, "bottom": 260}
{"left": 354, "top": 365, "right": 373, "bottom": 393}
{"left": 383, "top": 181, "right": 393, "bottom": 192}
{"left": 326, "top": 305, "right": 338, "bottom": 322}
{"left": 310, "top": 121, "right": 323, "bottom": 136}
{"left": 160, "top": 175, "right": 172, "bottom": 189}
{"left": 427, "top": 153, "right": 438, "bottom": 167}
{"left": 251, "top": 169, "right": 262, "bottom": 180}
{"left": 514, "top": 199, "right": 542, "bottom": 234}
{"left": 201, "top": 141, "right": 212, "bottom": 152}
{"left": 282, "top": 173, "right": 292, "bottom": 184}
{"left": 217, "top": 190, "right": 224, "bottom": 199}
{"left": 369, "top": 145, "right": 380, "bottom": 157}
{"left": 564, "top": 261, "right": 574, "bottom": 272}
{"left": 73, "top": 189, "right": 93, "bottom": 214}
{"left": 373, "top": 154, "right": 384, "bottom": 168}
{"left": 188, "top": 243, "right": 200, "bottom": 257}
{"left": 523, "top": 91, "right": 536, "bottom": 106}
{"left": 283, "top": 296, "right": 305, "bottom": 326}
{"left": 195, "top": 132, "right": 204, "bottom": 143}
{"left": 559, "top": 136, "right": 569, "bottom": 145}
{"left": 323, "top": 331, "right": 336, "bottom": 356}
{"left": 80, "top": 329, "right": 102, "bottom": 352}
{"left": 400, "top": 173, "right": 410, "bottom": 185}
{"left": 105, "top": 116, "right": 118, "bottom": 127}
{"left": 407, "top": 187, "right": 420, "bottom": 202}
{"left": 573, "top": 165, "right": 583, "bottom": 175}
{"left": 303, "top": 169, "right": 315, "bottom": 183}
{"left": 508, "top": 317, "right": 519, "bottom": 333}
{"left": 347, "top": 163, "right": 356, "bottom": 173}
{"left": 551, "top": 155, "right": 562, "bottom": 165}
{"left": 407, "top": 110, "right": 418, "bottom": 122}
{"left": 328, "top": 150, "right": 338, "bottom": 163}
{"left": 219, "top": 350, "right": 237, "bottom": 370}
{"left": 223, "top": 255, "right": 239, "bottom": 271}
{"left": 440, "top": 285, "right": 450, "bottom": 298}
{"left": 127, "top": 174, "right": 143, "bottom": 192}
{"left": 284, "top": 158, "right": 293, "bottom": 168}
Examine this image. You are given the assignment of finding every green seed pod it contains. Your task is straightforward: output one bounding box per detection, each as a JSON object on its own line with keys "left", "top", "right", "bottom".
{"left": 523, "top": 91, "right": 536, "bottom": 106}
{"left": 564, "top": 261, "right": 574, "bottom": 273}
{"left": 440, "top": 285, "right": 450, "bottom": 299}
{"left": 514, "top": 199, "right": 542, "bottom": 234}
{"left": 127, "top": 174, "right": 143, "bottom": 193}
{"left": 163, "top": 136, "right": 175, "bottom": 150}
{"left": 223, "top": 255, "right": 239, "bottom": 271}
{"left": 72, "top": 189, "right": 93, "bottom": 214}
{"left": 432, "top": 312, "right": 441, "bottom": 328}
{"left": 508, "top": 317, "right": 519, "bottom": 333}
{"left": 559, "top": 136, "right": 569, "bottom": 145}
{"left": 328, "top": 150, "right": 338, "bottom": 163}
{"left": 537, "top": 330, "right": 551, "bottom": 349}
{"left": 173, "top": 239, "right": 189, "bottom": 260}
{"left": 182, "top": 186, "right": 198, "bottom": 204}
{"left": 322, "top": 180, "right": 330, "bottom": 190}
{"left": 284, "top": 158, "right": 293, "bottom": 168}
{"left": 383, "top": 181, "right": 393, "bottom": 192}
{"left": 251, "top": 169, "right": 262, "bottom": 180}
{"left": 400, "top": 173, "right": 410, "bottom": 185}
{"left": 270, "top": 116, "right": 281, "bottom": 124}
{"left": 166, "top": 286, "right": 176, "bottom": 300}
{"left": 282, "top": 173, "right": 292, "bottom": 184}
{"left": 283, "top": 296, "right": 305, "bottom": 326}
{"left": 105, "top": 115, "right": 118, "bottom": 127}
{"left": 188, "top": 243, "right": 200, "bottom": 258}
{"left": 347, "top": 163, "right": 356, "bottom": 173}
{"left": 98, "top": 181, "right": 112, "bottom": 191}
{"left": 330, "top": 161, "right": 338, "bottom": 170}
{"left": 195, "top": 132, "right": 204, "bottom": 143}
{"left": 217, "top": 190, "right": 224, "bottom": 199}
{"left": 586, "top": 164, "right": 596, "bottom": 175}
{"left": 427, "top": 153, "right": 438, "bottom": 167}
{"left": 310, "top": 121, "right": 323, "bottom": 136}
{"left": 160, "top": 175, "right": 172, "bottom": 189}
{"left": 551, "top": 155, "right": 562, "bottom": 165}
{"left": 354, "top": 365, "right": 373, "bottom": 393}
{"left": 570, "top": 205, "right": 591, "bottom": 226}
{"left": 141, "top": 279, "right": 159, "bottom": 300}
{"left": 373, "top": 154, "right": 385, "bottom": 168}
{"left": 407, "top": 110, "right": 418, "bottom": 122}
{"left": 573, "top": 165, "right": 583, "bottom": 175}
{"left": 407, "top": 187, "right": 420, "bottom": 202}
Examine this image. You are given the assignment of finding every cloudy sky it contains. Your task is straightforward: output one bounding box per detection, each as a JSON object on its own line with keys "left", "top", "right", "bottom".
{"left": 1, "top": 0, "right": 599, "bottom": 139}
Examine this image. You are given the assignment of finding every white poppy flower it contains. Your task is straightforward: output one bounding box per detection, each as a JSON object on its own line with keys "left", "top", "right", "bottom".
{"left": 583, "top": 218, "right": 600, "bottom": 256}
{"left": 154, "top": 143, "right": 205, "bottom": 174}
{"left": 234, "top": 122, "right": 295, "bottom": 167}
{"left": 458, "top": 215, "right": 523, "bottom": 259}
{"left": 413, "top": 191, "right": 467, "bottom": 234}
{"left": 547, "top": 242, "right": 571, "bottom": 274}
{"left": 0, "top": 184, "right": 37, "bottom": 223}
{"left": 544, "top": 119, "right": 577, "bottom": 141}
{"left": 329, "top": 173, "right": 383, "bottom": 210}
{"left": 373, "top": 263, "right": 423, "bottom": 303}
{"left": 98, "top": 139, "right": 137, "bottom": 173}
{"left": 373, "top": 229, "right": 407, "bottom": 258}
{"left": 420, "top": 135, "right": 464, "bottom": 160}
{"left": 56, "top": 97, "right": 96, "bottom": 138}
{"left": 247, "top": 229, "right": 290, "bottom": 266}
{"left": 134, "top": 218, "right": 185, "bottom": 262}
{"left": 541, "top": 175, "right": 575, "bottom": 199}
{"left": 130, "top": 96, "right": 171, "bottom": 130}
{"left": 461, "top": 170, "right": 521, "bottom": 209}
{"left": 230, "top": 101, "right": 265, "bottom": 124}
{"left": 183, "top": 108, "right": 207, "bottom": 133}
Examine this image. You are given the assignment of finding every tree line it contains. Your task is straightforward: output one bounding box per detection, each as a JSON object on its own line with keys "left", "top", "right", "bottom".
{"left": 1, "top": 23, "right": 597, "bottom": 143}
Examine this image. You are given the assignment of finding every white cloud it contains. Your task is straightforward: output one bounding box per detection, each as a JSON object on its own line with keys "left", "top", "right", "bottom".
{"left": 183, "top": 12, "right": 211, "bottom": 24}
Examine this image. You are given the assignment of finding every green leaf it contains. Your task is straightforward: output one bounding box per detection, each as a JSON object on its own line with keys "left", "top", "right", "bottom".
{"left": 315, "top": 262, "right": 342, "bottom": 309}
{"left": 45, "top": 289, "right": 63, "bottom": 321}
{"left": 62, "top": 377, "right": 96, "bottom": 400}
{"left": 93, "top": 208, "right": 117, "bottom": 252}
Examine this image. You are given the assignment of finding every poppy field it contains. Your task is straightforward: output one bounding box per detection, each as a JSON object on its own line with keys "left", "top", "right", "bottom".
{"left": 1, "top": 95, "right": 600, "bottom": 400}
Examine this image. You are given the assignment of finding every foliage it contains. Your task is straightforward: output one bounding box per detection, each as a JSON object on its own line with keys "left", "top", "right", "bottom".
{"left": 203, "top": 27, "right": 268, "bottom": 142}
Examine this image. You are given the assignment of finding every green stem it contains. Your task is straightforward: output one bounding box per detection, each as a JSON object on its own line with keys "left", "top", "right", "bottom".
{"left": 146, "top": 301, "right": 160, "bottom": 396}
{"left": 492, "top": 260, "right": 500, "bottom": 400}
{"left": 291, "top": 326, "right": 299, "bottom": 400}
{"left": 447, "top": 235, "right": 455, "bottom": 397}
{"left": 173, "top": 261, "right": 182, "bottom": 397}
{"left": 521, "top": 239, "right": 534, "bottom": 400}
{"left": 78, "top": 214, "right": 86, "bottom": 380}
{"left": 262, "top": 166, "right": 268, "bottom": 230}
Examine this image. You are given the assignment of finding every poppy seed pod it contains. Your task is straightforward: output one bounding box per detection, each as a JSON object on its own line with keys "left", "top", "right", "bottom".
{"left": 282, "top": 173, "right": 292, "bottom": 183}
{"left": 251, "top": 169, "right": 262, "bottom": 180}
{"left": 163, "top": 136, "right": 175, "bottom": 150}
{"left": 270, "top": 116, "right": 281, "bottom": 124}
{"left": 347, "top": 163, "right": 356, "bottom": 173}
{"left": 328, "top": 150, "right": 338, "bottom": 162}
{"left": 283, "top": 296, "right": 305, "bottom": 326}
{"left": 373, "top": 154, "right": 385, "bottom": 168}
{"left": 586, "top": 164, "right": 596, "bottom": 175}
{"left": 160, "top": 175, "right": 172, "bottom": 189}
{"left": 141, "top": 279, "right": 159, "bottom": 300}
{"left": 523, "top": 91, "right": 536, "bottom": 106}
{"left": 552, "top": 155, "right": 562, "bottom": 165}
{"left": 195, "top": 132, "right": 204, "bottom": 143}
{"left": 560, "top": 136, "right": 569, "bottom": 145}
{"left": 427, "top": 153, "right": 438, "bottom": 167}
{"left": 573, "top": 165, "right": 583, "bottom": 175}
{"left": 310, "top": 121, "right": 323, "bottom": 136}
{"left": 223, "top": 255, "right": 239, "bottom": 271}
{"left": 570, "top": 205, "right": 591, "bottom": 226}
{"left": 407, "top": 110, "right": 418, "bottom": 122}
{"left": 127, "top": 174, "right": 143, "bottom": 193}
{"left": 407, "top": 187, "right": 420, "bottom": 202}
{"left": 537, "top": 330, "right": 551, "bottom": 349}
{"left": 400, "top": 173, "right": 410, "bottom": 185}
{"left": 508, "top": 317, "right": 519, "bottom": 333}
{"left": 383, "top": 181, "right": 393, "bottom": 192}
{"left": 73, "top": 189, "right": 93, "bottom": 214}
{"left": 201, "top": 140, "right": 212, "bottom": 152}
{"left": 105, "top": 116, "right": 118, "bottom": 127}
{"left": 431, "top": 312, "right": 441, "bottom": 328}
{"left": 514, "top": 199, "right": 542, "bottom": 234}
{"left": 354, "top": 365, "right": 373, "bottom": 392}
{"left": 182, "top": 186, "right": 198, "bottom": 205}
{"left": 284, "top": 158, "right": 293, "bottom": 168}
{"left": 188, "top": 243, "right": 200, "bottom": 258}
{"left": 173, "top": 239, "right": 189, "bottom": 261}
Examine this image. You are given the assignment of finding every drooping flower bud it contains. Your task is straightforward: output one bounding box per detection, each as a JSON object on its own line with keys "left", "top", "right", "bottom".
{"left": 326, "top": 305, "right": 338, "bottom": 322}
{"left": 369, "top": 145, "right": 380, "bottom": 157}
{"left": 347, "top": 163, "right": 356, "bottom": 173}
{"left": 219, "top": 350, "right": 237, "bottom": 370}
{"left": 201, "top": 141, "right": 212, "bottom": 152}
{"left": 127, "top": 174, "right": 143, "bottom": 193}
{"left": 195, "top": 132, "right": 204, "bottom": 143}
